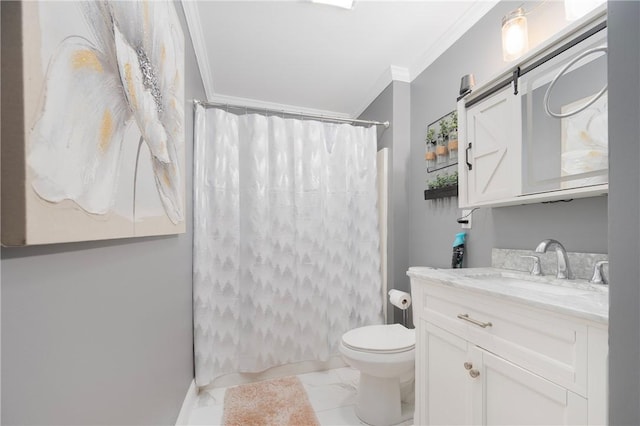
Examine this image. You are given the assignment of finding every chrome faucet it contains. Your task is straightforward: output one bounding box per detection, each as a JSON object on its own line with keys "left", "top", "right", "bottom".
{"left": 534, "top": 239, "right": 574, "bottom": 279}
{"left": 590, "top": 260, "right": 609, "bottom": 284}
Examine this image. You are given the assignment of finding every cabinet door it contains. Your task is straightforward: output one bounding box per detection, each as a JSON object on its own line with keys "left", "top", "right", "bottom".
{"left": 461, "top": 87, "right": 521, "bottom": 206}
{"left": 421, "top": 322, "right": 473, "bottom": 425}
{"left": 473, "top": 347, "right": 588, "bottom": 425}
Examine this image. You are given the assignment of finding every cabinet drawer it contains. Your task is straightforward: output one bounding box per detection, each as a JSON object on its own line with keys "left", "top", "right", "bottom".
{"left": 421, "top": 282, "right": 588, "bottom": 396}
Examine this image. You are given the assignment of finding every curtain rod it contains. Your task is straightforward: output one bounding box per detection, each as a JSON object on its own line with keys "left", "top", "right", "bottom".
{"left": 193, "top": 99, "right": 390, "bottom": 128}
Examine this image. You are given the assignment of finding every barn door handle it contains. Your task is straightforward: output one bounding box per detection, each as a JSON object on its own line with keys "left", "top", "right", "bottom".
{"left": 465, "top": 143, "right": 473, "bottom": 170}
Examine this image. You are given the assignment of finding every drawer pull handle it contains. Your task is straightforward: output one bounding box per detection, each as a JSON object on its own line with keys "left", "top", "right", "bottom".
{"left": 463, "top": 362, "right": 473, "bottom": 370}
{"left": 469, "top": 369, "right": 480, "bottom": 378}
{"left": 457, "top": 313, "right": 492, "bottom": 328}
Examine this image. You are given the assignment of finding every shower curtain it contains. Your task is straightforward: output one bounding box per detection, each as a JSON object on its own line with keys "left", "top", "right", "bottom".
{"left": 193, "top": 105, "right": 383, "bottom": 387}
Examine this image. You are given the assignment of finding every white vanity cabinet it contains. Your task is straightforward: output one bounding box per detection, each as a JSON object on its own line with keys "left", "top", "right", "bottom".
{"left": 410, "top": 272, "right": 608, "bottom": 426}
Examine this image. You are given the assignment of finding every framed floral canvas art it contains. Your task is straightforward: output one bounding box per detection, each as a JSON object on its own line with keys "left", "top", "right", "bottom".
{"left": 1, "top": 0, "right": 185, "bottom": 245}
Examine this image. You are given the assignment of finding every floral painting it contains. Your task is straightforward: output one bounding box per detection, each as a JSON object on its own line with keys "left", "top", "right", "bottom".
{"left": 1, "top": 0, "right": 185, "bottom": 245}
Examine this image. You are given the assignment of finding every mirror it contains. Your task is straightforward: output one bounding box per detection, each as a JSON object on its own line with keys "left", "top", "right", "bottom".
{"left": 520, "top": 30, "right": 607, "bottom": 196}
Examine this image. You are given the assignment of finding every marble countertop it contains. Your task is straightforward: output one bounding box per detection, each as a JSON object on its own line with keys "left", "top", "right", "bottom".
{"left": 407, "top": 266, "right": 609, "bottom": 325}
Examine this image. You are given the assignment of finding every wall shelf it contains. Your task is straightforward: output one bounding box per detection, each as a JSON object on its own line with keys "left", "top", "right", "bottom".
{"left": 424, "top": 185, "right": 458, "bottom": 200}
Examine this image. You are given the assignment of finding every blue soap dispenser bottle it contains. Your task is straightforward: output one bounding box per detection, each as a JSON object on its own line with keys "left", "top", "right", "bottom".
{"left": 451, "top": 232, "right": 466, "bottom": 268}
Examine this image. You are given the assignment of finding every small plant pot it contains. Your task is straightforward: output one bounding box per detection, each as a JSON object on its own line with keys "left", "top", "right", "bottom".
{"left": 448, "top": 130, "right": 458, "bottom": 161}
{"left": 436, "top": 144, "right": 448, "bottom": 164}
{"left": 425, "top": 151, "right": 436, "bottom": 169}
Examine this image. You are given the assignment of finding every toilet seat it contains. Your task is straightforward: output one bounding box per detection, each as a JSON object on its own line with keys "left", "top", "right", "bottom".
{"left": 342, "top": 323, "right": 415, "bottom": 354}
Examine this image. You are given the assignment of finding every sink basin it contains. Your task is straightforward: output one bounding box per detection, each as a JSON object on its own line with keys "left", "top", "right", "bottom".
{"left": 458, "top": 269, "right": 606, "bottom": 295}
{"left": 469, "top": 275, "right": 588, "bottom": 295}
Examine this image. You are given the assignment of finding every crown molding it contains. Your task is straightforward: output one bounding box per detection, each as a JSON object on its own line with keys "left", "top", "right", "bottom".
{"left": 408, "top": 0, "right": 500, "bottom": 81}
{"left": 182, "top": 0, "right": 215, "bottom": 100}
{"left": 209, "top": 94, "right": 352, "bottom": 119}
{"left": 390, "top": 65, "right": 411, "bottom": 83}
{"left": 182, "top": 0, "right": 498, "bottom": 120}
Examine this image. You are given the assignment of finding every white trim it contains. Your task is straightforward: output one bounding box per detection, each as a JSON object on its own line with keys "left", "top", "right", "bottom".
{"left": 408, "top": 0, "right": 500, "bottom": 82}
{"left": 181, "top": 1, "right": 215, "bottom": 100}
{"left": 460, "top": 184, "right": 608, "bottom": 209}
{"left": 390, "top": 66, "right": 411, "bottom": 83}
{"left": 175, "top": 379, "right": 198, "bottom": 426}
{"left": 209, "top": 93, "right": 352, "bottom": 119}
{"left": 377, "top": 148, "right": 389, "bottom": 323}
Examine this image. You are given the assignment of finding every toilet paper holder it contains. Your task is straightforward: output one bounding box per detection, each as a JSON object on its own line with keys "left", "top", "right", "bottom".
{"left": 388, "top": 289, "right": 412, "bottom": 327}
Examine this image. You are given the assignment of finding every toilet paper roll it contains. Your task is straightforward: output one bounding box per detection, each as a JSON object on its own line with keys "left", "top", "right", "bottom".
{"left": 388, "top": 289, "right": 412, "bottom": 310}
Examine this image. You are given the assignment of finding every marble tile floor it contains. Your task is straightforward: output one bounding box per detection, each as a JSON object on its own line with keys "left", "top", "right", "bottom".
{"left": 187, "top": 367, "right": 413, "bottom": 426}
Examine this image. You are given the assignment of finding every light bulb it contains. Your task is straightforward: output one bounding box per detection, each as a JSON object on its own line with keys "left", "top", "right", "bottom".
{"left": 502, "top": 8, "right": 529, "bottom": 62}
{"left": 504, "top": 24, "right": 525, "bottom": 55}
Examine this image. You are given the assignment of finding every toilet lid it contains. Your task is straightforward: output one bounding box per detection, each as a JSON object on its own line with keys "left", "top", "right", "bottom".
{"left": 342, "top": 324, "right": 415, "bottom": 354}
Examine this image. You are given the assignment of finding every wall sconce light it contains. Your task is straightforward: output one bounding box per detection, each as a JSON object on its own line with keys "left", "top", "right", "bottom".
{"left": 502, "top": 8, "right": 529, "bottom": 62}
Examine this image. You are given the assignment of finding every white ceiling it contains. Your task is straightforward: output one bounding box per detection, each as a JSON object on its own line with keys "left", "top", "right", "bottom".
{"left": 183, "top": 1, "right": 499, "bottom": 117}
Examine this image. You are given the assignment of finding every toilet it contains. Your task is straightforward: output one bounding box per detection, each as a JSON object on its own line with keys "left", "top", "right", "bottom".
{"left": 339, "top": 323, "right": 415, "bottom": 426}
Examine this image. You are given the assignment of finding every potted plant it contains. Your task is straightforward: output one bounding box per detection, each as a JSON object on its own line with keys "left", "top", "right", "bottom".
{"left": 424, "top": 171, "right": 458, "bottom": 200}
{"left": 425, "top": 128, "right": 436, "bottom": 167}
{"left": 439, "top": 118, "right": 450, "bottom": 141}
{"left": 436, "top": 119, "right": 450, "bottom": 164}
{"left": 425, "top": 128, "right": 436, "bottom": 145}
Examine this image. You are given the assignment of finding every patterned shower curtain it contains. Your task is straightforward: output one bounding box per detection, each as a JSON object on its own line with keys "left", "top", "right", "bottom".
{"left": 193, "top": 105, "right": 383, "bottom": 387}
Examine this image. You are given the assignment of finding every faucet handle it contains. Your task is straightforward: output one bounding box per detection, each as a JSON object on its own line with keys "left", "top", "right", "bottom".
{"left": 590, "top": 260, "right": 609, "bottom": 284}
{"left": 520, "top": 255, "right": 543, "bottom": 276}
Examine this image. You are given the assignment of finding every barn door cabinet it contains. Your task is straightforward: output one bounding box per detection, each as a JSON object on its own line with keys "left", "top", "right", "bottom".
{"left": 409, "top": 270, "right": 608, "bottom": 426}
{"left": 458, "top": 87, "right": 521, "bottom": 206}
{"left": 457, "top": 7, "right": 608, "bottom": 208}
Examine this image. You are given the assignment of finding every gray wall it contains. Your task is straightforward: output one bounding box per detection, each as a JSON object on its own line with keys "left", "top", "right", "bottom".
{"left": 408, "top": 0, "right": 608, "bottom": 274}
{"left": 359, "top": 80, "right": 412, "bottom": 325}
{"left": 1, "top": 4, "right": 204, "bottom": 425}
{"left": 607, "top": 1, "right": 640, "bottom": 424}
